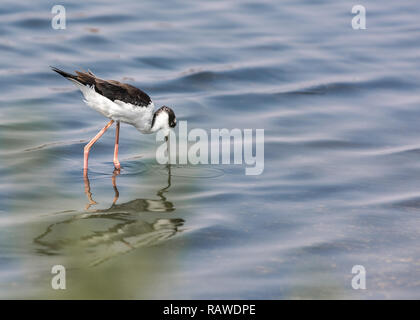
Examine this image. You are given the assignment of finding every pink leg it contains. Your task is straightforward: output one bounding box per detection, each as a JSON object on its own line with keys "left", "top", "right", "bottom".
{"left": 113, "top": 121, "right": 121, "bottom": 170}
{"left": 84, "top": 120, "right": 114, "bottom": 175}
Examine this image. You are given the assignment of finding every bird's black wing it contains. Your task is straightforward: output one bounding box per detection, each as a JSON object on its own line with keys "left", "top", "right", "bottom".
{"left": 51, "top": 67, "right": 152, "bottom": 107}
{"left": 93, "top": 78, "right": 152, "bottom": 107}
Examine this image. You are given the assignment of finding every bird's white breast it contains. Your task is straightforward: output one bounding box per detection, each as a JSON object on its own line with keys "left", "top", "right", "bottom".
{"left": 73, "top": 81, "right": 154, "bottom": 132}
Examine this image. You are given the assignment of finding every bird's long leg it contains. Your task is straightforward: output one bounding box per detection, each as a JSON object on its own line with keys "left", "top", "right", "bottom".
{"left": 113, "top": 121, "right": 121, "bottom": 171}
{"left": 84, "top": 120, "right": 114, "bottom": 175}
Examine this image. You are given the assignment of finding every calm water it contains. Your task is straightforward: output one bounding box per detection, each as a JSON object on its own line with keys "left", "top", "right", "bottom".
{"left": 1, "top": 0, "right": 420, "bottom": 299}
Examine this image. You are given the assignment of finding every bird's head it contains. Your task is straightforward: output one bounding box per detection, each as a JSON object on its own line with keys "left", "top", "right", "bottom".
{"left": 151, "top": 106, "right": 177, "bottom": 135}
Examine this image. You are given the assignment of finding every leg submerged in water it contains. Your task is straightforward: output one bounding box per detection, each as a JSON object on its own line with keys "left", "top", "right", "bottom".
{"left": 83, "top": 120, "right": 114, "bottom": 175}
{"left": 113, "top": 121, "right": 121, "bottom": 171}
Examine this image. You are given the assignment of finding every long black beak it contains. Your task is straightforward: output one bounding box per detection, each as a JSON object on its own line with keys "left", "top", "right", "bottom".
{"left": 165, "top": 135, "right": 170, "bottom": 164}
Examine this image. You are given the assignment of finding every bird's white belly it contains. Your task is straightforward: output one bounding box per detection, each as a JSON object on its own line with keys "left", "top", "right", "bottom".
{"left": 74, "top": 82, "right": 154, "bottom": 131}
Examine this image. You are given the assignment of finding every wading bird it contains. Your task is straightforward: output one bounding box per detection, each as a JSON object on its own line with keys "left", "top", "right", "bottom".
{"left": 51, "top": 67, "right": 176, "bottom": 174}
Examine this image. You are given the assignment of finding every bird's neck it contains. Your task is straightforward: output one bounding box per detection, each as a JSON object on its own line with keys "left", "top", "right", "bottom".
{"left": 149, "top": 111, "right": 160, "bottom": 133}
{"left": 134, "top": 110, "right": 160, "bottom": 134}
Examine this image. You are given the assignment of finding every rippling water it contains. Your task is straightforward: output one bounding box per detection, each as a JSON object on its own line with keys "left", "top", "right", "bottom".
{"left": 1, "top": 0, "right": 420, "bottom": 299}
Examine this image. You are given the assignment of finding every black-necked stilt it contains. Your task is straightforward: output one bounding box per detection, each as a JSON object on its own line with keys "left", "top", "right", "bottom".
{"left": 51, "top": 67, "right": 177, "bottom": 174}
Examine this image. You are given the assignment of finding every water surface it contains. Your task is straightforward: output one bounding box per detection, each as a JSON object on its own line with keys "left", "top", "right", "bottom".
{"left": 1, "top": 0, "right": 420, "bottom": 299}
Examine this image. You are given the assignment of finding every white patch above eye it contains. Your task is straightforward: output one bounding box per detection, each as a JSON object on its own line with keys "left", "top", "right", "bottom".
{"left": 153, "top": 112, "right": 169, "bottom": 127}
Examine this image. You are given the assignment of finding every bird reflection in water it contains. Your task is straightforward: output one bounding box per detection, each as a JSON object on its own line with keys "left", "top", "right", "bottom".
{"left": 34, "top": 165, "right": 184, "bottom": 266}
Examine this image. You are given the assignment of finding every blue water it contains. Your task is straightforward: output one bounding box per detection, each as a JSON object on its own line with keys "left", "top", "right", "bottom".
{"left": 1, "top": 0, "right": 420, "bottom": 299}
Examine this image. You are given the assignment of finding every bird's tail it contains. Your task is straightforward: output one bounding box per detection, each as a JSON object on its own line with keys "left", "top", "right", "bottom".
{"left": 50, "top": 66, "right": 77, "bottom": 80}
